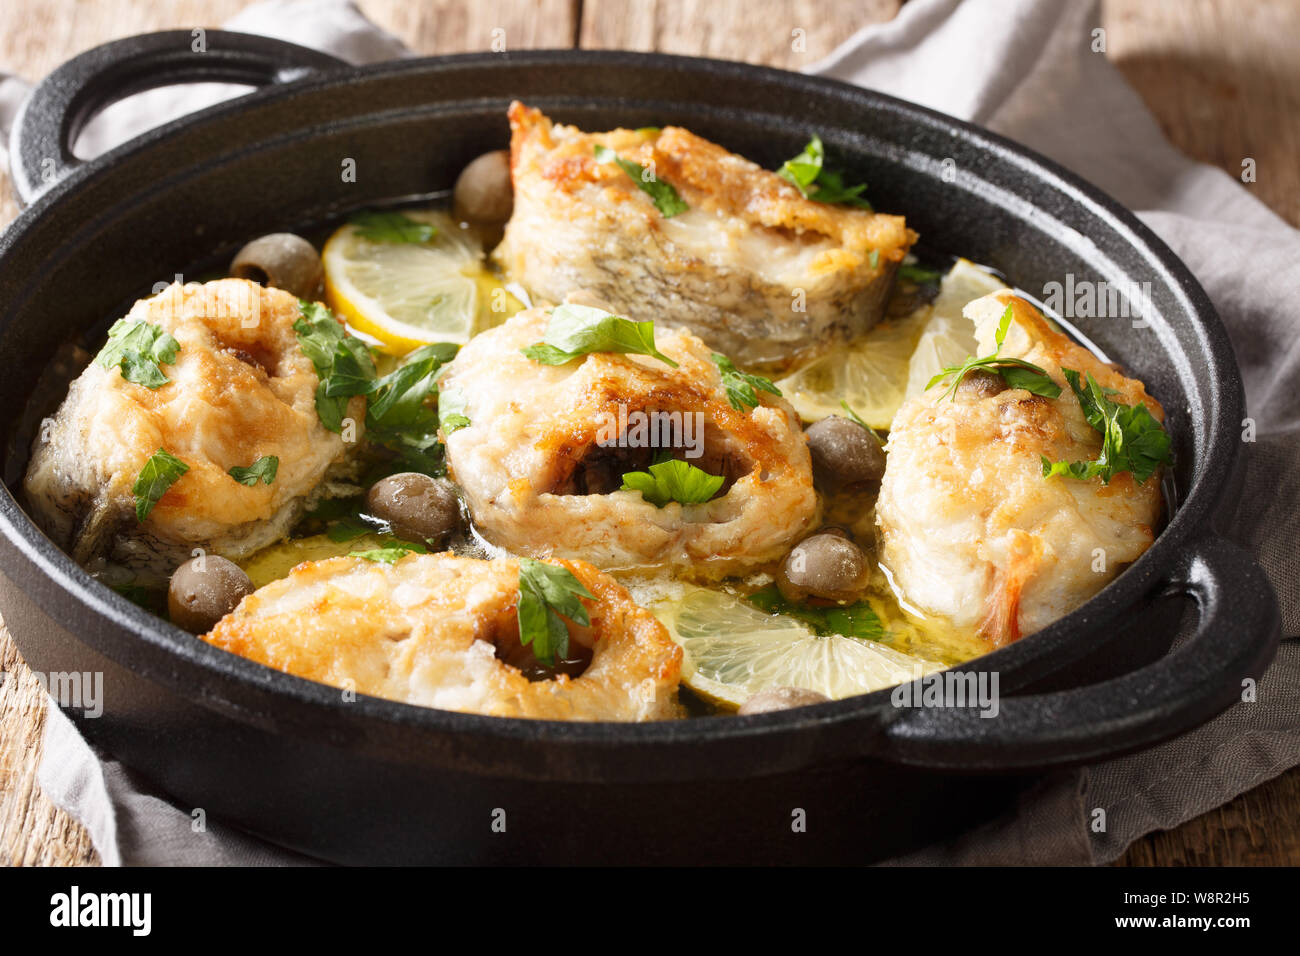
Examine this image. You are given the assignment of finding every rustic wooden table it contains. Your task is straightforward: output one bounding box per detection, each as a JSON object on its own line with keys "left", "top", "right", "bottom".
{"left": 1, "top": 0, "right": 1296, "bottom": 867}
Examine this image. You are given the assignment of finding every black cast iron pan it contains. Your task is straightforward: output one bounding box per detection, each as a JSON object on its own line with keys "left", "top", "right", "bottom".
{"left": 0, "top": 31, "right": 1281, "bottom": 864}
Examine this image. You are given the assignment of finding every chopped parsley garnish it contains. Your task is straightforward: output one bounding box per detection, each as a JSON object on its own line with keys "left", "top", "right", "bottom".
{"left": 352, "top": 543, "right": 425, "bottom": 564}
{"left": 228, "top": 455, "right": 279, "bottom": 486}
{"left": 132, "top": 448, "right": 189, "bottom": 521}
{"left": 350, "top": 210, "right": 436, "bottom": 244}
{"left": 438, "top": 412, "right": 470, "bottom": 435}
{"left": 516, "top": 558, "right": 595, "bottom": 666}
{"left": 366, "top": 342, "right": 459, "bottom": 475}
{"left": 303, "top": 495, "right": 362, "bottom": 522}
{"left": 437, "top": 384, "right": 471, "bottom": 435}
{"left": 294, "top": 301, "right": 377, "bottom": 432}
{"left": 777, "top": 135, "right": 872, "bottom": 209}
{"left": 839, "top": 400, "right": 885, "bottom": 446}
{"left": 621, "top": 456, "right": 724, "bottom": 507}
{"left": 308, "top": 498, "right": 431, "bottom": 548}
{"left": 713, "top": 352, "right": 781, "bottom": 411}
{"left": 897, "top": 263, "right": 943, "bottom": 284}
{"left": 747, "top": 584, "right": 886, "bottom": 642}
{"left": 112, "top": 583, "right": 163, "bottom": 612}
{"left": 373, "top": 434, "right": 446, "bottom": 477}
{"left": 593, "top": 144, "right": 689, "bottom": 217}
{"left": 521, "top": 303, "right": 679, "bottom": 368}
{"left": 1041, "top": 369, "right": 1172, "bottom": 484}
{"left": 326, "top": 515, "right": 372, "bottom": 542}
{"left": 925, "top": 304, "right": 1062, "bottom": 401}
{"left": 95, "top": 319, "right": 180, "bottom": 389}
{"left": 366, "top": 344, "right": 456, "bottom": 426}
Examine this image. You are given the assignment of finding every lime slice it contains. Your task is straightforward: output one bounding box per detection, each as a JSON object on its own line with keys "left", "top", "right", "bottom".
{"left": 903, "top": 259, "right": 1009, "bottom": 399}
{"left": 651, "top": 587, "right": 946, "bottom": 709}
{"left": 322, "top": 208, "right": 523, "bottom": 353}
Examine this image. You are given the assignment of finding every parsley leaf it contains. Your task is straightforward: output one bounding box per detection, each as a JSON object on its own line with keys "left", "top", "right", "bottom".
{"left": 132, "top": 448, "right": 189, "bottom": 521}
{"left": 382, "top": 431, "right": 449, "bottom": 475}
{"left": 228, "top": 455, "right": 279, "bottom": 486}
{"left": 1040, "top": 369, "right": 1172, "bottom": 484}
{"left": 897, "top": 263, "right": 943, "bottom": 284}
{"left": 364, "top": 342, "right": 458, "bottom": 476}
{"left": 594, "top": 144, "right": 689, "bottom": 217}
{"left": 777, "top": 135, "right": 873, "bottom": 210}
{"left": 351, "top": 210, "right": 436, "bottom": 244}
{"left": 326, "top": 515, "right": 373, "bottom": 542}
{"left": 516, "top": 558, "right": 594, "bottom": 665}
{"left": 95, "top": 319, "right": 180, "bottom": 389}
{"left": 621, "top": 457, "right": 724, "bottom": 507}
{"left": 521, "top": 303, "right": 679, "bottom": 368}
{"left": 747, "top": 585, "right": 886, "bottom": 642}
{"left": 437, "top": 384, "right": 471, "bottom": 435}
{"left": 303, "top": 495, "right": 363, "bottom": 522}
{"left": 838, "top": 400, "right": 886, "bottom": 446}
{"left": 352, "top": 544, "right": 424, "bottom": 564}
{"left": 366, "top": 343, "right": 458, "bottom": 428}
{"left": 112, "top": 582, "right": 164, "bottom": 613}
{"left": 713, "top": 352, "right": 781, "bottom": 410}
{"left": 308, "top": 498, "right": 433, "bottom": 546}
{"left": 925, "top": 304, "right": 1062, "bottom": 401}
{"left": 293, "top": 301, "right": 376, "bottom": 432}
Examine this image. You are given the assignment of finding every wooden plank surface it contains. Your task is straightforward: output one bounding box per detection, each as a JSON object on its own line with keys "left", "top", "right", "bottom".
{"left": 1107, "top": 0, "right": 1300, "bottom": 227}
{"left": 580, "top": 0, "right": 901, "bottom": 67}
{"left": 1, "top": 0, "right": 1296, "bottom": 868}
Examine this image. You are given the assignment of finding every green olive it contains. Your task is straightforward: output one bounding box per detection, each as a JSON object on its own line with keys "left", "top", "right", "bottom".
{"left": 805, "top": 416, "right": 885, "bottom": 492}
{"left": 230, "top": 233, "right": 324, "bottom": 300}
{"left": 738, "top": 686, "right": 831, "bottom": 715}
{"left": 453, "top": 150, "right": 513, "bottom": 225}
{"left": 366, "top": 472, "right": 461, "bottom": 544}
{"left": 777, "top": 533, "right": 870, "bottom": 602}
{"left": 168, "top": 555, "right": 254, "bottom": 633}
{"left": 955, "top": 368, "right": 1007, "bottom": 399}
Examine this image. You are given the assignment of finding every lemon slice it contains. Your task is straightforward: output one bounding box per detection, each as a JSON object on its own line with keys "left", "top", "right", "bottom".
{"left": 776, "top": 301, "right": 933, "bottom": 429}
{"left": 322, "top": 209, "right": 522, "bottom": 353}
{"left": 775, "top": 258, "right": 1013, "bottom": 429}
{"left": 239, "top": 532, "right": 400, "bottom": 588}
{"left": 903, "top": 258, "right": 1008, "bottom": 399}
{"left": 652, "top": 587, "right": 946, "bottom": 709}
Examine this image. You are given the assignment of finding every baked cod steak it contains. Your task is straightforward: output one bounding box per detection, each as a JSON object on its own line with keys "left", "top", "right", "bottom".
{"left": 876, "top": 292, "right": 1166, "bottom": 646}
{"left": 494, "top": 102, "right": 917, "bottom": 369}
{"left": 23, "top": 279, "right": 364, "bottom": 579}
{"left": 440, "top": 301, "right": 818, "bottom": 577}
{"left": 203, "top": 553, "right": 684, "bottom": 721}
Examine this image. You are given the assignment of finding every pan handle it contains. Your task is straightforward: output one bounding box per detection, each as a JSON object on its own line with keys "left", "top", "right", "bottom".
{"left": 878, "top": 535, "right": 1280, "bottom": 770}
{"left": 8, "top": 30, "right": 347, "bottom": 205}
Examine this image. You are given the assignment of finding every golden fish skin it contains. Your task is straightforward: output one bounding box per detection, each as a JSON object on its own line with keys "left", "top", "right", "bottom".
{"left": 876, "top": 292, "right": 1165, "bottom": 646}
{"left": 495, "top": 102, "right": 917, "bottom": 370}
{"left": 203, "top": 553, "right": 684, "bottom": 721}
{"left": 440, "top": 301, "right": 818, "bottom": 577}
{"left": 23, "top": 279, "right": 363, "bottom": 577}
